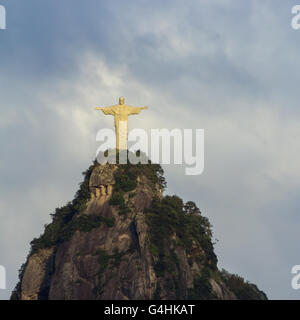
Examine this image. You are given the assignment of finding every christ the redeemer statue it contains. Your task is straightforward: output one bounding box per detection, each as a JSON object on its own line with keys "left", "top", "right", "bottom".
{"left": 95, "top": 97, "right": 148, "bottom": 150}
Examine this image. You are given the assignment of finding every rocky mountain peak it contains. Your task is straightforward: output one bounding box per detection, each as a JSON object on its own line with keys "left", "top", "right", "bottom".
{"left": 11, "top": 159, "right": 267, "bottom": 300}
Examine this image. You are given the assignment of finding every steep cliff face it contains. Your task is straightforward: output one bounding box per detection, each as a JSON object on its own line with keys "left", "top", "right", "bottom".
{"left": 11, "top": 161, "right": 267, "bottom": 300}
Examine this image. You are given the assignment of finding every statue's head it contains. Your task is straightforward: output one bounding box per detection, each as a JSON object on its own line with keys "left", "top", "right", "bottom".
{"left": 119, "top": 97, "right": 125, "bottom": 105}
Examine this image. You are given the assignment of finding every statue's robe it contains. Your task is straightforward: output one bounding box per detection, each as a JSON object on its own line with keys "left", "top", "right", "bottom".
{"left": 101, "top": 105, "right": 144, "bottom": 150}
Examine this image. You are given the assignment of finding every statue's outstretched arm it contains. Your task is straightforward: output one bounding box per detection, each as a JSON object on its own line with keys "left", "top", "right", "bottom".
{"left": 95, "top": 106, "right": 116, "bottom": 115}
{"left": 129, "top": 106, "right": 148, "bottom": 115}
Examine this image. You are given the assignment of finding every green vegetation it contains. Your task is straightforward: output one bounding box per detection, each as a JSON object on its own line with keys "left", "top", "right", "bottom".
{"left": 94, "top": 248, "right": 127, "bottom": 279}
{"left": 109, "top": 156, "right": 166, "bottom": 216}
{"left": 31, "top": 214, "right": 115, "bottom": 252}
{"left": 94, "top": 249, "right": 111, "bottom": 280}
{"left": 145, "top": 195, "right": 217, "bottom": 299}
{"left": 93, "top": 247, "right": 127, "bottom": 298}
{"left": 30, "top": 161, "right": 114, "bottom": 254}
{"left": 187, "top": 267, "right": 217, "bottom": 300}
{"left": 10, "top": 263, "right": 27, "bottom": 300}
{"left": 150, "top": 244, "right": 159, "bottom": 256}
{"left": 109, "top": 191, "right": 130, "bottom": 215}
{"left": 109, "top": 192, "right": 125, "bottom": 206}
{"left": 114, "top": 151, "right": 166, "bottom": 191}
{"left": 108, "top": 164, "right": 137, "bottom": 216}
{"left": 152, "top": 285, "right": 161, "bottom": 300}
{"left": 220, "top": 269, "right": 268, "bottom": 300}
{"left": 114, "top": 165, "right": 138, "bottom": 192}
{"left": 146, "top": 196, "right": 217, "bottom": 271}
{"left": 129, "top": 192, "right": 136, "bottom": 199}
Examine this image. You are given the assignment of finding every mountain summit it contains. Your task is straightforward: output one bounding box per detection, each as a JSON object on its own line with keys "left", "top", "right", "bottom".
{"left": 11, "top": 158, "right": 267, "bottom": 300}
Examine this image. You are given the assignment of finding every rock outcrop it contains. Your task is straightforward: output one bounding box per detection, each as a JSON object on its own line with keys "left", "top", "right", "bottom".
{"left": 11, "top": 160, "right": 267, "bottom": 300}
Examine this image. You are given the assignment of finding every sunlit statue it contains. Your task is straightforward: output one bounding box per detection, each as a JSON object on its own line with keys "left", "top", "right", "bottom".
{"left": 96, "top": 97, "right": 148, "bottom": 150}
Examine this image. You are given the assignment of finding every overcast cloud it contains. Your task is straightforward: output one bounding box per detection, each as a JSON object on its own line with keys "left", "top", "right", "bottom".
{"left": 1, "top": 0, "right": 300, "bottom": 299}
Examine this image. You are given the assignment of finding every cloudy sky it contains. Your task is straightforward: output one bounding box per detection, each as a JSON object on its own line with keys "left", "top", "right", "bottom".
{"left": 1, "top": 0, "right": 300, "bottom": 299}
